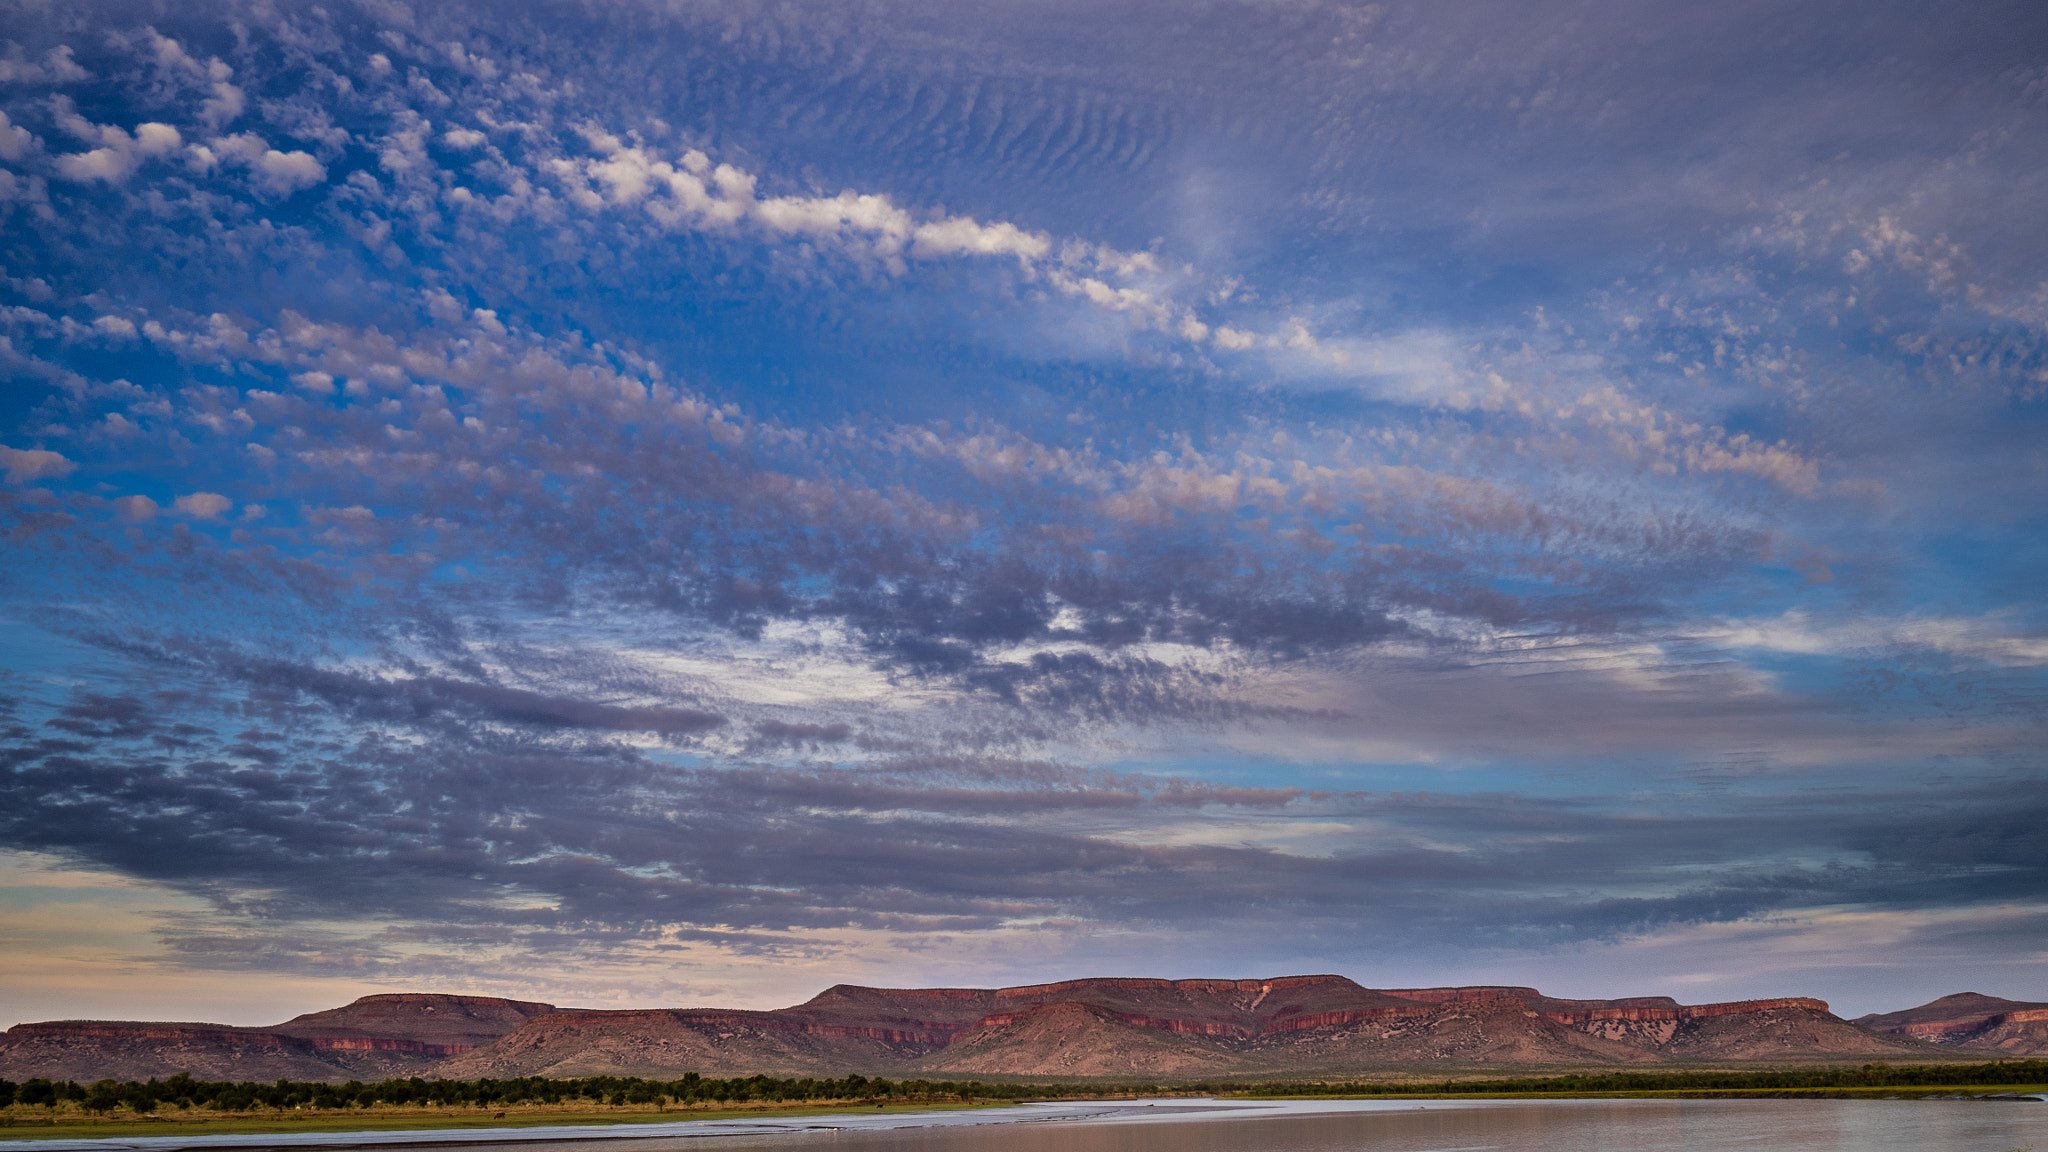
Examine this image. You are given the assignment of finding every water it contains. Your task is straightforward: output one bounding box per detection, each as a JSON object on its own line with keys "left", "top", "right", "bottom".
{"left": 9, "top": 1096, "right": 2046, "bottom": 1152}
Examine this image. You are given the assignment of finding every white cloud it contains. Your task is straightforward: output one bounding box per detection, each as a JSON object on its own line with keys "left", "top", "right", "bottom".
{"left": 135, "top": 29, "right": 242, "bottom": 130}
{"left": 209, "top": 133, "right": 327, "bottom": 195}
{"left": 0, "top": 111, "right": 33, "bottom": 161}
{"left": 911, "top": 216, "right": 1051, "bottom": 260}
{"left": 200, "top": 81, "right": 245, "bottom": 131}
{"left": 144, "top": 28, "right": 204, "bottom": 75}
{"left": 172, "top": 492, "right": 233, "bottom": 519}
{"left": 54, "top": 147, "right": 135, "bottom": 183}
{"left": 441, "top": 127, "right": 488, "bottom": 150}
{"left": 0, "top": 44, "right": 87, "bottom": 84}
{"left": 111, "top": 494, "right": 158, "bottom": 522}
{"left": 133, "top": 123, "right": 182, "bottom": 154}
{"left": 0, "top": 445, "right": 73, "bottom": 485}
{"left": 1707, "top": 610, "right": 2048, "bottom": 668}
{"left": 52, "top": 114, "right": 182, "bottom": 184}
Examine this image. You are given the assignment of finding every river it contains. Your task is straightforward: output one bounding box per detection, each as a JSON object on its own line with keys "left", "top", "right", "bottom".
{"left": 8, "top": 1095, "right": 2046, "bottom": 1151}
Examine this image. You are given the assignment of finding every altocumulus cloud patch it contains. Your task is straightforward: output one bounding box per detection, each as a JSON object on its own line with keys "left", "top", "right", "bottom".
{"left": 0, "top": 0, "right": 2044, "bottom": 1016}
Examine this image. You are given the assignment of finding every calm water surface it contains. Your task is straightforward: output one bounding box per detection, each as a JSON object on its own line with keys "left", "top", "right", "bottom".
{"left": 14, "top": 1097, "right": 2047, "bottom": 1152}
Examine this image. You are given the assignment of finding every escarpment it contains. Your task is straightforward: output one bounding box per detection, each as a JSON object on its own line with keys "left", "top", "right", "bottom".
{"left": 2, "top": 976, "right": 1970, "bottom": 1082}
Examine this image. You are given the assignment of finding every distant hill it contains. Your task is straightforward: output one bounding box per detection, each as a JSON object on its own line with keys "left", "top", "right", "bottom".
{"left": 0, "top": 994, "right": 564, "bottom": 1082}
{"left": 1, "top": 976, "right": 1955, "bottom": 1083}
{"left": 1853, "top": 993, "right": 2048, "bottom": 1056}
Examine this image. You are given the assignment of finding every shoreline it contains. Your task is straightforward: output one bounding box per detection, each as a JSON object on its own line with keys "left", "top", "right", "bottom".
{"left": 9, "top": 1081, "right": 2046, "bottom": 1140}
{"left": 3, "top": 1084, "right": 2043, "bottom": 1146}
{"left": 0, "top": 1101, "right": 1015, "bottom": 1143}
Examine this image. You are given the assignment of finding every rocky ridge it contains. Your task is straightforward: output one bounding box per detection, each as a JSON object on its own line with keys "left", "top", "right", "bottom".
{"left": 1853, "top": 993, "right": 2048, "bottom": 1056}
{"left": 1, "top": 976, "right": 1963, "bottom": 1083}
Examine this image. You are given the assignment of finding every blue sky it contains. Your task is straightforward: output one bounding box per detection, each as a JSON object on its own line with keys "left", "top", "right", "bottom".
{"left": 0, "top": 0, "right": 2044, "bottom": 1026}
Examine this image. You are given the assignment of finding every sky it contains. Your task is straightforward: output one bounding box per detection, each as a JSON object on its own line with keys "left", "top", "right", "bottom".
{"left": 0, "top": 0, "right": 2044, "bottom": 1029}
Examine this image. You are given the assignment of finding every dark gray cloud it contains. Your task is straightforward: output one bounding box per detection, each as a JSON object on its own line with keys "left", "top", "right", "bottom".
{"left": 3, "top": 644, "right": 2041, "bottom": 982}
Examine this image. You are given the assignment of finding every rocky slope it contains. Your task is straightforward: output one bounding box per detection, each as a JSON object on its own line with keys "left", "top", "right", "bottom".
{"left": 1, "top": 976, "right": 1958, "bottom": 1083}
{"left": 1853, "top": 993, "right": 2048, "bottom": 1056}
{"left": 0, "top": 994, "right": 564, "bottom": 1082}
{"left": 433, "top": 1007, "right": 936, "bottom": 1079}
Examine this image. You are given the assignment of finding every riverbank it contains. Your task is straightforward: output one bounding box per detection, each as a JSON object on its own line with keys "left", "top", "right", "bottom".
{"left": 0, "top": 1099, "right": 1014, "bottom": 1142}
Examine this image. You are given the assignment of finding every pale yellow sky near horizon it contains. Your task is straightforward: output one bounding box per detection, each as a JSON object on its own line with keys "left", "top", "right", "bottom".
{"left": 5, "top": 848, "right": 2041, "bottom": 1030}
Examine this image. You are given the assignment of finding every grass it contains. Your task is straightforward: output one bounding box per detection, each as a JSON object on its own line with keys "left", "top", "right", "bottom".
{"left": 0, "top": 1099, "right": 1017, "bottom": 1141}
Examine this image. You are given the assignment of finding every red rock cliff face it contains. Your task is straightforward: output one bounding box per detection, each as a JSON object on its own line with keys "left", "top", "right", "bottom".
{"left": 969, "top": 1003, "right": 1266, "bottom": 1039}
{"left": 1892, "top": 1008, "right": 2048, "bottom": 1041}
{"left": 1540, "top": 997, "right": 1830, "bottom": 1025}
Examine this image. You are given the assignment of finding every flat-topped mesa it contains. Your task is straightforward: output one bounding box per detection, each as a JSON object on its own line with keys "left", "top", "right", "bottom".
{"left": 0, "top": 1017, "right": 492, "bottom": 1082}
{"left": 790, "top": 985, "right": 1005, "bottom": 1032}
{"left": 1383, "top": 985, "right": 1551, "bottom": 1004}
{"left": 797, "top": 975, "right": 1423, "bottom": 1041}
{"left": 985, "top": 974, "right": 1362, "bottom": 1002}
{"left": 310, "top": 992, "right": 561, "bottom": 1015}
{"left": 6, "top": 1022, "right": 293, "bottom": 1045}
{"left": 1244, "top": 992, "right": 1822, "bottom": 1037}
{"left": 271, "top": 993, "right": 567, "bottom": 1049}
{"left": 1537, "top": 997, "right": 1830, "bottom": 1025}
{"left": 1384, "top": 986, "right": 1682, "bottom": 1010}
{"left": 790, "top": 977, "right": 1829, "bottom": 1043}
{"left": 7, "top": 1020, "right": 481, "bottom": 1056}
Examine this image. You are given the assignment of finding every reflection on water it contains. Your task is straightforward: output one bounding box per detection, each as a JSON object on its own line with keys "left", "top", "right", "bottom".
{"left": 499, "top": 1097, "right": 2046, "bottom": 1152}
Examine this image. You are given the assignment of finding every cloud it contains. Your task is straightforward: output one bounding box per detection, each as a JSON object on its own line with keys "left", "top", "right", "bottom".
{"left": 136, "top": 28, "right": 242, "bottom": 131}
{"left": 0, "top": 111, "right": 33, "bottom": 161}
{"left": 1709, "top": 611, "right": 2048, "bottom": 669}
{"left": 52, "top": 113, "right": 182, "bottom": 184}
{"left": 110, "top": 494, "right": 158, "bottom": 521}
{"left": 0, "top": 44, "right": 87, "bottom": 84}
{"left": 0, "top": 0, "right": 2044, "bottom": 1015}
{"left": 171, "top": 492, "right": 232, "bottom": 519}
{"left": 0, "top": 653, "right": 2038, "bottom": 991}
{"left": 0, "top": 445, "right": 72, "bottom": 485}
{"left": 199, "top": 133, "right": 326, "bottom": 195}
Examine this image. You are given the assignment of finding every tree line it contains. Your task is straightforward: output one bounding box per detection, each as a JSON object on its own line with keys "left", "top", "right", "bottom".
{"left": 1252, "top": 1061, "right": 2048, "bottom": 1095}
{"left": 0, "top": 1072, "right": 1132, "bottom": 1114}
{"left": 2, "top": 1060, "right": 2041, "bottom": 1115}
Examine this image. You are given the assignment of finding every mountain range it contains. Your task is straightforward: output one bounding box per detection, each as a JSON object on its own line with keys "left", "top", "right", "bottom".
{"left": 2, "top": 976, "right": 2033, "bottom": 1084}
